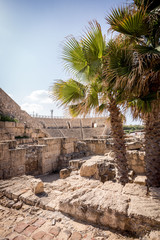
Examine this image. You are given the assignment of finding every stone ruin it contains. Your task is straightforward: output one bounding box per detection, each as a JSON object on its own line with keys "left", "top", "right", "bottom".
{"left": 0, "top": 88, "right": 160, "bottom": 239}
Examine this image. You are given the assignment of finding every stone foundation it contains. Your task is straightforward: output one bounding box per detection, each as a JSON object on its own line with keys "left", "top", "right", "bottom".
{"left": 0, "top": 174, "right": 159, "bottom": 237}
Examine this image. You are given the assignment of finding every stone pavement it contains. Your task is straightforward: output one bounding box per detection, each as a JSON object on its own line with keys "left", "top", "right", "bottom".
{"left": 0, "top": 203, "right": 137, "bottom": 240}
{"left": 0, "top": 173, "right": 160, "bottom": 240}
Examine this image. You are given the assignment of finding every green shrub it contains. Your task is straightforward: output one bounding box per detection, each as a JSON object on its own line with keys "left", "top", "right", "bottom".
{"left": 15, "top": 135, "right": 29, "bottom": 139}
{"left": 0, "top": 114, "right": 18, "bottom": 122}
{"left": 123, "top": 125, "right": 144, "bottom": 132}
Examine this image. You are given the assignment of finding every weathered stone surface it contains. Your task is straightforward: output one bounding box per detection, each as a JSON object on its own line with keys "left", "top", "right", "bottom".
{"left": 126, "top": 150, "right": 145, "bottom": 175}
{"left": 58, "top": 230, "right": 71, "bottom": 240}
{"left": 122, "top": 183, "right": 147, "bottom": 197}
{"left": 80, "top": 155, "right": 115, "bottom": 181}
{"left": 69, "top": 159, "right": 86, "bottom": 170}
{"left": 126, "top": 141, "right": 142, "bottom": 150}
{"left": 134, "top": 176, "right": 147, "bottom": 185}
{"left": 60, "top": 168, "right": 72, "bottom": 179}
{"left": 149, "top": 187, "right": 160, "bottom": 199}
{"left": 30, "top": 179, "right": 44, "bottom": 194}
{"left": 70, "top": 232, "right": 82, "bottom": 240}
{"left": 49, "top": 226, "right": 61, "bottom": 236}
{"left": 143, "top": 230, "right": 160, "bottom": 240}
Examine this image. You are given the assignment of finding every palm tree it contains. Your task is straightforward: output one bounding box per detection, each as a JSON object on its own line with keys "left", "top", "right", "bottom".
{"left": 52, "top": 21, "right": 129, "bottom": 184}
{"left": 106, "top": 0, "right": 160, "bottom": 187}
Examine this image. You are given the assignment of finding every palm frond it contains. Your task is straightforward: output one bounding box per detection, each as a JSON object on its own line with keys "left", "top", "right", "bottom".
{"left": 106, "top": 6, "right": 148, "bottom": 38}
{"left": 135, "top": 45, "right": 160, "bottom": 54}
{"left": 52, "top": 79, "right": 86, "bottom": 106}
{"left": 62, "top": 37, "right": 88, "bottom": 76}
{"left": 62, "top": 20, "right": 106, "bottom": 80}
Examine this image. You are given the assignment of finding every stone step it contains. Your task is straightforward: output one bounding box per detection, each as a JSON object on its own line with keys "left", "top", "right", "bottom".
{"left": 0, "top": 174, "right": 160, "bottom": 237}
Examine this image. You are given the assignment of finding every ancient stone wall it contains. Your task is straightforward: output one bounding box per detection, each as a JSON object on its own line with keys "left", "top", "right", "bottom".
{"left": 0, "top": 88, "right": 47, "bottom": 132}
{"left": 0, "top": 121, "right": 47, "bottom": 140}
{"left": 0, "top": 88, "right": 110, "bottom": 139}
{"left": 83, "top": 139, "right": 145, "bottom": 175}
{"left": 0, "top": 141, "right": 26, "bottom": 179}
{"left": 0, "top": 135, "right": 78, "bottom": 179}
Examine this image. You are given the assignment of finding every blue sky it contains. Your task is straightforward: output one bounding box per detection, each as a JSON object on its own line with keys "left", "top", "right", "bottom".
{"left": 0, "top": 0, "right": 140, "bottom": 124}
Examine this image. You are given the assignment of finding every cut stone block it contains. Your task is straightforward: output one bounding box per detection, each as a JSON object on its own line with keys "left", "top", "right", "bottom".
{"left": 30, "top": 179, "right": 44, "bottom": 194}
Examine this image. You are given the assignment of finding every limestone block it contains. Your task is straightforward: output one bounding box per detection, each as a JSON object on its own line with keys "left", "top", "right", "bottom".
{"left": 139, "top": 151, "right": 145, "bottom": 161}
{"left": 126, "top": 141, "right": 142, "bottom": 150}
{"left": 132, "top": 165, "right": 145, "bottom": 174}
{"left": 69, "top": 159, "right": 86, "bottom": 170}
{"left": 122, "top": 183, "right": 147, "bottom": 197}
{"left": 25, "top": 128, "right": 33, "bottom": 134}
{"left": 60, "top": 168, "right": 71, "bottom": 179}
{"left": 80, "top": 155, "right": 115, "bottom": 181}
{"left": 31, "top": 132, "right": 37, "bottom": 138}
{"left": 30, "top": 179, "right": 44, "bottom": 194}
{"left": 149, "top": 187, "right": 160, "bottom": 199}
{"left": 15, "top": 122, "right": 24, "bottom": 128}
{"left": 0, "top": 142, "right": 9, "bottom": 152}
{"left": 143, "top": 231, "right": 160, "bottom": 240}
{"left": 126, "top": 150, "right": 145, "bottom": 174}
{"left": 128, "top": 195, "right": 160, "bottom": 222}
{"left": 134, "top": 176, "right": 147, "bottom": 185}
{"left": 0, "top": 122, "right": 5, "bottom": 128}
{"left": 7, "top": 140, "right": 17, "bottom": 149}
{"left": 5, "top": 121, "right": 16, "bottom": 128}
{"left": 13, "top": 165, "right": 25, "bottom": 177}
{"left": 10, "top": 148, "right": 26, "bottom": 167}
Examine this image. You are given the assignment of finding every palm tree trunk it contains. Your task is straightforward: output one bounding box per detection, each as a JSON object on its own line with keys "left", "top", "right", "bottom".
{"left": 145, "top": 112, "right": 160, "bottom": 187}
{"left": 108, "top": 97, "right": 129, "bottom": 185}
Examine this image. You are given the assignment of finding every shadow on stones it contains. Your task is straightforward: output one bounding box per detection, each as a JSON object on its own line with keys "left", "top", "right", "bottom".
{"left": 36, "top": 191, "right": 48, "bottom": 198}
{"left": 61, "top": 212, "right": 138, "bottom": 239}
{"left": 35, "top": 173, "right": 60, "bottom": 183}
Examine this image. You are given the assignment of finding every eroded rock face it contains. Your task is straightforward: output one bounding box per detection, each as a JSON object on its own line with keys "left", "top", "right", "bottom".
{"left": 79, "top": 155, "right": 115, "bottom": 182}
{"left": 30, "top": 179, "right": 44, "bottom": 194}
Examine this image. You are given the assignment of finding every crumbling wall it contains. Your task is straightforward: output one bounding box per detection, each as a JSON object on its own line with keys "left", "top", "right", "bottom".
{"left": 0, "top": 141, "right": 26, "bottom": 179}
{"left": 0, "top": 88, "right": 48, "bottom": 133}
{"left": 83, "top": 139, "right": 145, "bottom": 175}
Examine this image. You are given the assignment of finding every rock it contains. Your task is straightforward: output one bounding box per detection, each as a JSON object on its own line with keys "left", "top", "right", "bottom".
{"left": 58, "top": 230, "right": 71, "bottom": 240}
{"left": 75, "top": 141, "right": 88, "bottom": 152}
{"left": 149, "top": 187, "right": 160, "bottom": 199}
{"left": 104, "top": 150, "right": 115, "bottom": 159}
{"left": 80, "top": 155, "right": 115, "bottom": 181}
{"left": 142, "top": 230, "right": 160, "bottom": 240}
{"left": 52, "top": 219, "right": 56, "bottom": 225}
{"left": 134, "top": 176, "right": 147, "bottom": 185}
{"left": 126, "top": 141, "right": 142, "bottom": 150}
{"left": 70, "top": 232, "right": 82, "bottom": 240}
{"left": 126, "top": 150, "right": 145, "bottom": 174}
{"left": 49, "top": 226, "right": 61, "bottom": 236}
{"left": 60, "top": 168, "right": 72, "bottom": 179}
{"left": 6, "top": 200, "right": 14, "bottom": 208}
{"left": 69, "top": 159, "right": 86, "bottom": 170}
{"left": 30, "top": 179, "right": 44, "bottom": 194}
{"left": 13, "top": 201, "right": 23, "bottom": 210}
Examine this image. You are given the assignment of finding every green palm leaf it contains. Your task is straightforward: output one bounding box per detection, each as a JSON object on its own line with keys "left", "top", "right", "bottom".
{"left": 106, "top": 6, "right": 148, "bottom": 38}
{"left": 53, "top": 79, "right": 86, "bottom": 106}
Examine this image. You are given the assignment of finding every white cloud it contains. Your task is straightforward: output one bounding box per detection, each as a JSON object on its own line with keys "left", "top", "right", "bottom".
{"left": 21, "top": 103, "right": 43, "bottom": 114}
{"left": 26, "top": 90, "right": 52, "bottom": 104}
{"left": 20, "top": 89, "right": 64, "bottom": 117}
